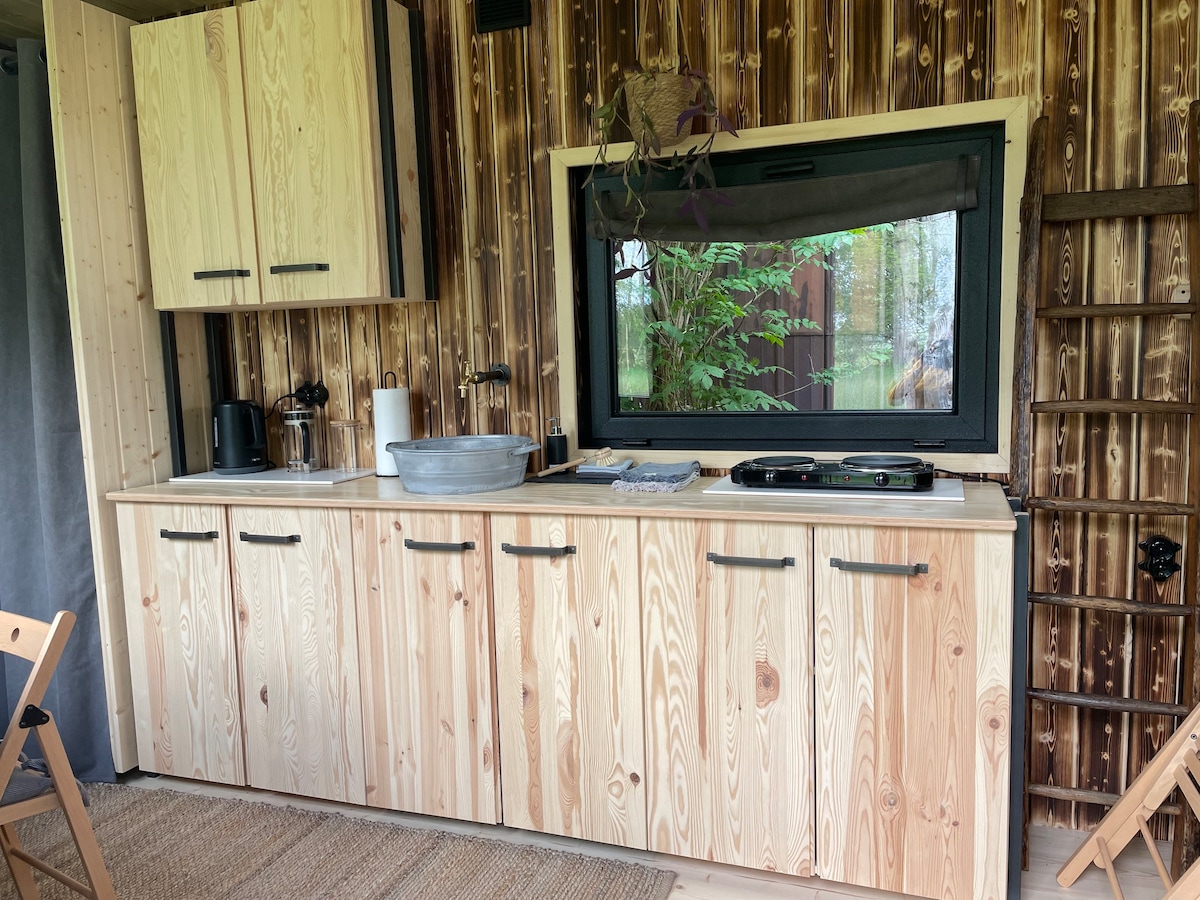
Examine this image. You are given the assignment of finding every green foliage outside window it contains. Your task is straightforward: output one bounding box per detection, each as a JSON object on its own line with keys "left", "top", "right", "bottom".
{"left": 617, "top": 229, "right": 892, "bottom": 413}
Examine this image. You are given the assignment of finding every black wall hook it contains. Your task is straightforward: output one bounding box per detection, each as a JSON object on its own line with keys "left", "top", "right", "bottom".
{"left": 294, "top": 380, "right": 329, "bottom": 408}
{"left": 1138, "top": 535, "right": 1182, "bottom": 582}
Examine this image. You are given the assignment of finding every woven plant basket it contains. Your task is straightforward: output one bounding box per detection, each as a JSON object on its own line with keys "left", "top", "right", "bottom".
{"left": 623, "top": 71, "right": 698, "bottom": 148}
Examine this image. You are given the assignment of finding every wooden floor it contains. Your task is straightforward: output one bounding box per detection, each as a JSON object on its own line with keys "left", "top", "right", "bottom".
{"left": 126, "top": 775, "right": 1166, "bottom": 899}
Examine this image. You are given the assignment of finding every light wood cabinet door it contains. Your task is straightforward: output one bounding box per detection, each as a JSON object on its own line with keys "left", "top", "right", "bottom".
{"left": 115, "top": 502, "right": 244, "bottom": 785}
{"left": 352, "top": 510, "right": 498, "bottom": 822}
{"left": 641, "top": 518, "right": 814, "bottom": 876}
{"left": 130, "top": 10, "right": 261, "bottom": 310}
{"left": 490, "top": 513, "right": 646, "bottom": 848}
{"left": 230, "top": 505, "right": 365, "bottom": 804}
{"left": 814, "top": 525, "right": 1013, "bottom": 900}
{"left": 240, "top": 0, "right": 387, "bottom": 305}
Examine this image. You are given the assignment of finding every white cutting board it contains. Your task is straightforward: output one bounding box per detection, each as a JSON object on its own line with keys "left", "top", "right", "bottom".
{"left": 170, "top": 468, "right": 376, "bottom": 486}
{"left": 702, "top": 475, "right": 966, "bottom": 502}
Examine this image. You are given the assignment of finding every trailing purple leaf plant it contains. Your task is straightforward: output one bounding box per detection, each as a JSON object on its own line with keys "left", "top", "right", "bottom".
{"left": 583, "top": 62, "right": 738, "bottom": 271}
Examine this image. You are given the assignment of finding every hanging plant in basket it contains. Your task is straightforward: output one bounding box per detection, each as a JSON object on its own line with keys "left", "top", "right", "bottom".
{"left": 584, "top": 63, "right": 738, "bottom": 242}
{"left": 623, "top": 68, "right": 705, "bottom": 148}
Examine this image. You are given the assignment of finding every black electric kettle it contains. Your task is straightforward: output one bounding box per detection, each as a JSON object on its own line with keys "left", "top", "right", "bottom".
{"left": 212, "top": 400, "right": 268, "bottom": 474}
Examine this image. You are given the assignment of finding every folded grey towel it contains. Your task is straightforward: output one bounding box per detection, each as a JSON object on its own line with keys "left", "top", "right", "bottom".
{"left": 612, "top": 471, "right": 699, "bottom": 493}
{"left": 617, "top": 461, "right": 700, "bottom": 484}
{"left": 612, "top": 461, "right": 701, "bottom": 493}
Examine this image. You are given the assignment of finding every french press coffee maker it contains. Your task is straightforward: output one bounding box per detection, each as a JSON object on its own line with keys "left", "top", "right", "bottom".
{"left": 282, "top": 409, "right": 319, "bottom": 472}
{"left": 281, "top": 380, "right": 328, "bottom": 473}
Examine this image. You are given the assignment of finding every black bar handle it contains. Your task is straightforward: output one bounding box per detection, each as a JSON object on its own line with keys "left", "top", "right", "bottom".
{"left": 239, "top": 532, "right": 302, "bottom": 545}
{"left": 501, "top": 543, "right": 576, "bottom": 557}
{"left": 404, "top": 539, "right": 476, "bottom": 553}
{"left": 159, "top": 529, "right": 219, "bottom": 541}
{"left": 193, "top": 268, "right": 251, "bottom": 280}
{"left": 707, "top": 552, "right": 795, "bottom": 569}
{"left": 269, "top": 263, "right": 330, "bottom": 274}
{"left": 763, "top": 160, "right": 816, "bottom": 180}
{"left": 830, "top": 557, "right": 928, "bottom": 576}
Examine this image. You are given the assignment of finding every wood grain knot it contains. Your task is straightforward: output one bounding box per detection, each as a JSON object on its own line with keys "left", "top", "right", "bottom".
{"left": 989, "top": 717, "right": 1001, "bottom": 730}
{"left": 629, "top": 772, "right": 640, "bottom": 785}
{"left": 392, "top": 521, "right": 402, "bottom": 531}
{"left": 594, "top": 615, "right": 602, "bottom": 628}
{"left": 882, "top": 791, "right": 900, "bottom": 809}
{"left": 259, "top": 684, "right": 268, "bottom": 707}
{"left": 952, "top": 645, "right": 964, "bottom": 656}
{"left": 454, "top": 590, "right": 463, "bottom": 602}
{"left": 142, "top": 595, "right": 152, "bottom": 608}
{"left": 521, "top": 684, "right": 534, "bottom": 708}
{"left": 756, "top": 660, "right": 780, "bottom": 706}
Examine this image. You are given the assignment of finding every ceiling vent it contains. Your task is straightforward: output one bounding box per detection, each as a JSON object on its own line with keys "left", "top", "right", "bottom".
{"left": 475, "top": 0, "right": 531, "bottom": 33}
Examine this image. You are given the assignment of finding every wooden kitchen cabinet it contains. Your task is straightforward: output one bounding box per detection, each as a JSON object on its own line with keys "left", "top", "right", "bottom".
{"left": 351, "top": 510, "right": 499, "bottom": 823}
{"left": 111, "top": 481, "right": 1017, "bottom": 896}
{"left": 131, "top": 9, "right": 261, "bottom": 310}
{"left": 130, "top": 0, "right": 425, "bottom": 310}
{"left": 114, "top": 502, "right": 244, "bottom": 785}
{"left": 640, "top": 518, "right": 814, "bottom": 876}
{"left": 230, "top": 505, "right": 365, "bottom": 804}
{"left": 813, "top": 525, "right": 1013, "bottom": 900}
{"left": 240, "top": 0, "right": 388, "bottom": 306}
{"left": 490, "top": 513, "right": 646, "bottom": 848}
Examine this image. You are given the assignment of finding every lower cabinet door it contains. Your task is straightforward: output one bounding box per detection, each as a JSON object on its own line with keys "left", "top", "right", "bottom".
{"left": 231, "top": 505, "right": 365, "bottom": 804}
{"left": 352, "top": 509, "right": 498, "bottom": 823}
{"left": 116, "top": 502, "right": 244, "bottom": 785}
{"left": 814, "top": 525, "right": 1013, "bottom": 900}
{"left": 641, "top": 517, "right": 814, "bottom": 876}
{"left": 490, "top": 513, "right": 646, "bottom": 848}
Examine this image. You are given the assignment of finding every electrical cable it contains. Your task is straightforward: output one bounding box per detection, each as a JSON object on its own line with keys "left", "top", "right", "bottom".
{"left": 934, "top": 467, "right": 1011, "bottom": 488}
{"left": 266, "top": 392, "right": 296, "bottom": 420}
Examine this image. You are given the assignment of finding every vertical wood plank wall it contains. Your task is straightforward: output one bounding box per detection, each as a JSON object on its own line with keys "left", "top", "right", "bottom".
{"left": 42, "top": 0, "right": 211, "bottom": 771}
{"left": 221, "top": 0, "right": 1198, "bottom": 833}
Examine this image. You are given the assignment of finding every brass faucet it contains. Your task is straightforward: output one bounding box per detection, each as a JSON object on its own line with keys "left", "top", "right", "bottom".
{"left": 459, "top": 361, "right": 512, "bottom": 398}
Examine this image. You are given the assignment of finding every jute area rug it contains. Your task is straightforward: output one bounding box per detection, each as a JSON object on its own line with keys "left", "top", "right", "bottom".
{"left": 0, "top": 784, "right": 677, "bottom": 899}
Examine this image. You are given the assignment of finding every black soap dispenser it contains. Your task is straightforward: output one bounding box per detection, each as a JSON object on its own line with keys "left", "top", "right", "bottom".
{"left": 545, "top": 417, "right": 568, "bottom": 467}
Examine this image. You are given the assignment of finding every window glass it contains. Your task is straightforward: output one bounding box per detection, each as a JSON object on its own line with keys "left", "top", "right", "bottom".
{"left": 612, "top": 212, "right": 958, "bottom": 416}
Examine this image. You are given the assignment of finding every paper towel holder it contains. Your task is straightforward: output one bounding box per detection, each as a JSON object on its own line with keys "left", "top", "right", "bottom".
{"left": 373, "top": 373, "right": 411, "bottom": 478}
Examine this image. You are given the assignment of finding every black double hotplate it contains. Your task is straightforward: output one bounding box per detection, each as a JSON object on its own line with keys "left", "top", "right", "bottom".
{"left": 729, "top": 454, "right": 936, "bottom": 492}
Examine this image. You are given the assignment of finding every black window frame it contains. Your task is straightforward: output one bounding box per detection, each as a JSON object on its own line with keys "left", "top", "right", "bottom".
{"left": 572, "top": 121, "right": 1008, "bottom": 456}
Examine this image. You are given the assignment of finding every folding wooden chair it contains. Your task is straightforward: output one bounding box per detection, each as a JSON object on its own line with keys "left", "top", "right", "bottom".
{"left": 0, "top": 610, "right": 116, "bottom": 899}
{"left": 1057, "top": 700, "right": 1200, "bottom": 899}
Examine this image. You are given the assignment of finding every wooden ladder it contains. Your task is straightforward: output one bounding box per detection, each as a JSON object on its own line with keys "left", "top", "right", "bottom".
{"left": 1057, "top": 702, "right": 1200, "bottom": 897}
{"left": 1012, "top": 99, "right": 1200, "bottom": 873}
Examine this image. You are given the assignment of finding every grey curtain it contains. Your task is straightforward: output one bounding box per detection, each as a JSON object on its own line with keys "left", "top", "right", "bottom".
{"left": 0, "top": 40, "right": 115, "bottom": 783}
{"left": 597, "top": 154, "right": 981, "bottom": 242}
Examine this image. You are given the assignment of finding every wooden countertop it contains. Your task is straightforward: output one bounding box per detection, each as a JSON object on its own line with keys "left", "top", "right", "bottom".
{"left": 108, "top": 477, "right": 1017, "bottom": 531}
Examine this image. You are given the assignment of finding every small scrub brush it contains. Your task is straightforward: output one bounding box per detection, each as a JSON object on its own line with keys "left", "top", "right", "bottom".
{"left": 588, "top": 447, "right": 618, "bottom": 467}
{"left": 535, "top": 447, "right": 617, "bottom": 478}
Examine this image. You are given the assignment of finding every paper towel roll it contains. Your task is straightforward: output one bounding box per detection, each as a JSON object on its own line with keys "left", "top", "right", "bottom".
{"left": 373, "top": 387, "right": 412, "bottom": 476}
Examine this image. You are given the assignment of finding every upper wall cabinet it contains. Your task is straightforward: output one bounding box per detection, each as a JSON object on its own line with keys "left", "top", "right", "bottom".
{"left": 239, "top": 0, "right": 386, "bottom": 306}
{"left": 131, "top": 0, "right": 428, "bottom": 311}
{"left": 131, "top": 10, "right": 260, "bottom": 310}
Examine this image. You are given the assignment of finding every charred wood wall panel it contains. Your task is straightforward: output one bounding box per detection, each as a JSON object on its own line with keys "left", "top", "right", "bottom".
{"left": 222, "top": 0, "right": 1198, "bottom": 834}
